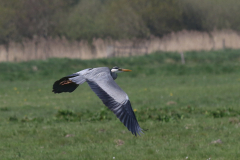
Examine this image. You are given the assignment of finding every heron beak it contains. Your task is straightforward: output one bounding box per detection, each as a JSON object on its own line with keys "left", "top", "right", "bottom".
{"left": 120, "top": 68, "right": 132, "bottom": 72}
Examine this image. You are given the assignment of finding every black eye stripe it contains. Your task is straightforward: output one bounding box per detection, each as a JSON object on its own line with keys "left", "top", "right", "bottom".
{"left": 112, "top": 66, "right": 119, "bottom": 69}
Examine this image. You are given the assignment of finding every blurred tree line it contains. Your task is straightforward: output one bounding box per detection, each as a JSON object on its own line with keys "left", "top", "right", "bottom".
{"left": 0, "top": 0, "right": 240, "bottom": 44}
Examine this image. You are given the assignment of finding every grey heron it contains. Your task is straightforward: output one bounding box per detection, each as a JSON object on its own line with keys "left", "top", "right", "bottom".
{"left": 52, "top": 66, "right": 143, "bottom": 136}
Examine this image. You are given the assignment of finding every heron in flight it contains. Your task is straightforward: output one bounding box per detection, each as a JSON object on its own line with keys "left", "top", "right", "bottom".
{"left": 52, "top": 66, "right": 143, "bottom": 136}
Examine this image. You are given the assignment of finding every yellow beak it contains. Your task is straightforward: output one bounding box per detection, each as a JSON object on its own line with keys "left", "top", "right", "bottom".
{"left": 121, "top": 68, "right": 132, "bottom": 72}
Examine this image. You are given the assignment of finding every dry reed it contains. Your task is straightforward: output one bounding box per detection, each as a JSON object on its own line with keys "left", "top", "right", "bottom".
{"left": 0, "top": 30, "right": 240, "bottom": 62}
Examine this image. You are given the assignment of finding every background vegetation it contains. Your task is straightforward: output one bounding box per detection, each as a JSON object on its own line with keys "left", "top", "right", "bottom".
{"left": 0, "top": 49, "right": 240, "bottom": 159}
{"left": 0, "top": 0, "right": 240, "bottom": 44}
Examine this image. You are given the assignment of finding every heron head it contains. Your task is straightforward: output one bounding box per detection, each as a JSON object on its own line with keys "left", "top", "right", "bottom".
{"left": 111, "top": 66, "right": 132, "bottom": 73}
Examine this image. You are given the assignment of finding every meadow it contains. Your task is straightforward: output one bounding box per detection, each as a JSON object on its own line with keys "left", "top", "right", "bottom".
{"left": 0, "top": 49, "right": 240, "bottom": 160}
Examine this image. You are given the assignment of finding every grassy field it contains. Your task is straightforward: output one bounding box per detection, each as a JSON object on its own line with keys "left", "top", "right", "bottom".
{"left": 0, "top": 50, "right": 240, "bottom": 160}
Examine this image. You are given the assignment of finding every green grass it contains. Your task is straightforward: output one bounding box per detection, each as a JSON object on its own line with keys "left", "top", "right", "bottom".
{"left": 0, "top": 49, "right": 240, "bottom": 159}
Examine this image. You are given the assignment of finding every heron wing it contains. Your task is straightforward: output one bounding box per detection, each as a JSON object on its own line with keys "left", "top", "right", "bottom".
{"left": 52, "top": 68, "right": 91, "bottom": 93}
{"left": 86, "top": 69, "right": 143, "bottom": 136}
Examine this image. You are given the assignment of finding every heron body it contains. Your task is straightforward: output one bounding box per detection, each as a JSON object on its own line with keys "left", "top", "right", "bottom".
{"left": 53, "top": 66, "right": 143, "bottom": 136}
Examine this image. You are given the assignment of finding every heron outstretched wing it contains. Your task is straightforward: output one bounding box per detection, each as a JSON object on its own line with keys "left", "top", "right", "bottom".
{"left": 86, "top": 69, "right": 143, "bottom": 136}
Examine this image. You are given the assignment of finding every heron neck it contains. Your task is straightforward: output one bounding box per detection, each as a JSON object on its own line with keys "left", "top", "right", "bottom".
{"left": 111, "top": 72, "right": 118, "bottom": 80}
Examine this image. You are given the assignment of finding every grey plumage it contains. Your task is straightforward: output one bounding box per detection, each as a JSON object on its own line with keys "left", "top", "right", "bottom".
{"left": 53, "top": 67, "right": 143, "bottom": 136}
